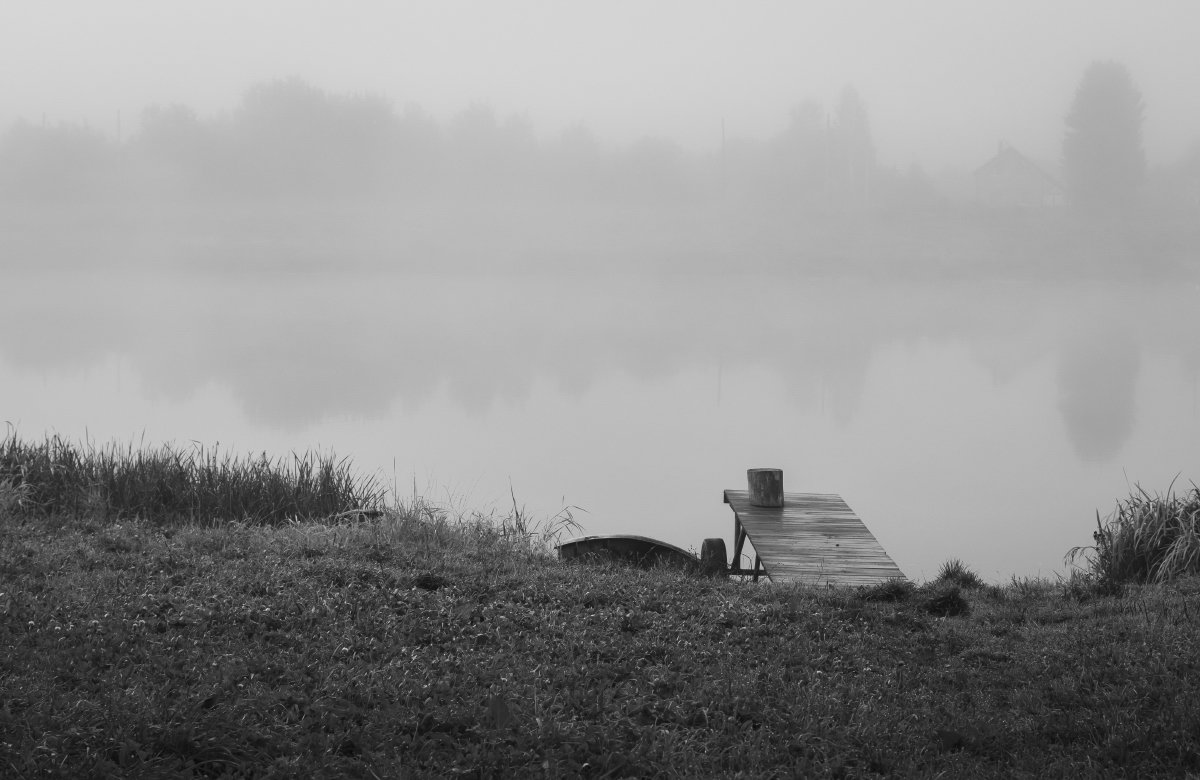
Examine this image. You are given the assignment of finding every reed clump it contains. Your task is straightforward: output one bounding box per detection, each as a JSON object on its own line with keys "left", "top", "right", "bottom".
{"left": 1068, "top": 481, "right": 1200, "bottom": 585}
{"left": 0, "top": 431, "right": 386, "bottom": 526}
{"left": 934, "top": 557, "right": 986, "bottom": 589}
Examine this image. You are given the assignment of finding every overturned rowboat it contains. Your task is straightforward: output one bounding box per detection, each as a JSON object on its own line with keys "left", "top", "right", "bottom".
{"left": 557, "top": 534, "right": 729, "bottom": 576}
{"left": 557, "top": 535, "right": 700, "bottom": 569}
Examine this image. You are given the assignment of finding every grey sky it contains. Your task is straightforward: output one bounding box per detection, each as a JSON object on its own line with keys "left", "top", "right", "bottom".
{"left": 5, "top": 1, "right": 1198, "bottom": 169}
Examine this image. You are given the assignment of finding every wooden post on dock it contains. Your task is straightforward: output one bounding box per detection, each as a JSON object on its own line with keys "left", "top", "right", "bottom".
{"left": 747, "top": 468, "right": 784, "bottom": 507}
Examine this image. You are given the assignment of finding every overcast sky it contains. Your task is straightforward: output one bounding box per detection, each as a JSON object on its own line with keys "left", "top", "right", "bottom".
{"left": 5, "top": 1, "right": 1198, "bottom": 169}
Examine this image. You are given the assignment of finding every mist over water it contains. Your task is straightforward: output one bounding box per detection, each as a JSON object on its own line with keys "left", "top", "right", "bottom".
{"left": 4, "top": 2, "right": 1200, "bottom": 581}
{"left": 4, "top": 255, "right": 1199, "bottom": 580}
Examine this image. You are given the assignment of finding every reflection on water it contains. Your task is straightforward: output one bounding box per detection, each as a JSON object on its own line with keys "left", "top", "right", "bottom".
{"left": 1058, "top": 325, "right": 1140, "bottom": 462}
{"left": 3, "top": 267, "right": 1198, "bottom": 580}
{"left": 6, "top": 270, "right": 894, "bottom": 428}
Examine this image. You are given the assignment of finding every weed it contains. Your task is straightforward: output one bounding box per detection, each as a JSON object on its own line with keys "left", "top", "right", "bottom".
{"left": 920, "top": 582, "right": 970, "bottom": 617}
{"left": 0, "top": 431, "right": 385, "bottom": 526}
{"left": 1062, "top": 568, "right": 1125, "bottom": 600}
{"left": 858, "top": 577, "right": 915, "bottom": 602}
{"left": 935, "top": 557, "right": 985, "bottom": 588}
{"left": 0, "top": 475, "right": 33, "bottom": 516}
{"left": 1067, "top": 481, "right": 1200, "bottom": 585}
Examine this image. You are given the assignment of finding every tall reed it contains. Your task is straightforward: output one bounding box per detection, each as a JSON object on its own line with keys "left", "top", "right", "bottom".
{"left": 1068, "top": 481, "right": 1200, "bottom": 584}
{"left": 0, "top": 432, "right": 386, "bottom": 526}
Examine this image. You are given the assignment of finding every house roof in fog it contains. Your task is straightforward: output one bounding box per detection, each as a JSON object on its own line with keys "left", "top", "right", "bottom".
{"left": 973, "top": 142, "right": 1062, "bottom": 190}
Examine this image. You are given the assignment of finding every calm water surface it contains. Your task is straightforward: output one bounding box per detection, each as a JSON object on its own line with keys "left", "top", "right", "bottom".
{"left": 4, "top": 267, "right": 1198, "bottom": 582}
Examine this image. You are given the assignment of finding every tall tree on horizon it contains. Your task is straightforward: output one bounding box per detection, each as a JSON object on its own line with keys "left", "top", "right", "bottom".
{"left": 830, "top": 86, "right": 876, "bottom": 208}
{"left": 1062, "top": 60, "right": 1146, "bottom": 212}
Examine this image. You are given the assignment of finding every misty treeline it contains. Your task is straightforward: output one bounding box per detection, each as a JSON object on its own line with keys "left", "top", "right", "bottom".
{"left": 0, "top": 78, "right": 923, "bottom": 211}
{"left": 2, "top": 66, "right": 1197, "bottom": 276}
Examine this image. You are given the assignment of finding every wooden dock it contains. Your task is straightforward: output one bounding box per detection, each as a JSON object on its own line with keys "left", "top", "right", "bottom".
{"left": 723, "top": 488, "right": 904, "bottom": 586}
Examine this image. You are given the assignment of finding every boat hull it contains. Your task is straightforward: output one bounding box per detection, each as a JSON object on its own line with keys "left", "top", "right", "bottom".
{"left": 557, "top": 535, "right": 700, "bottom": 570}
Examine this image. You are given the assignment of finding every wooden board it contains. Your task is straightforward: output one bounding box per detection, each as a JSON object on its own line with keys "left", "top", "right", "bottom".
{"left": 723, "top": 490, "right": 904, "bottom": 586}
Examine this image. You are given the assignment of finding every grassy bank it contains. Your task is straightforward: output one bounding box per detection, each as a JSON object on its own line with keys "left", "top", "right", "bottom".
{"left": 2, "top": 437, "right": 1200, "bottom": 777}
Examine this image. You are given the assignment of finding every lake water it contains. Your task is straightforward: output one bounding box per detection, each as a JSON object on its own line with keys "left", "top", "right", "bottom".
{"left": 3, "top": 264, "right": 1198, "bottom": 582}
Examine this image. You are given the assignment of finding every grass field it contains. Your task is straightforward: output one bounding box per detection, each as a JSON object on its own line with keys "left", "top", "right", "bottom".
{"left": 2, "top": 435, "right": 1199, "bottom": 777}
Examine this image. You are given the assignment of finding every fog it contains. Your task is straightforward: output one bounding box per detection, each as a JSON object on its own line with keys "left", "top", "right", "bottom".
{"left": 3, "top": 2, "right": 1200, "bottom": 580}
{"left": 4, "top": 1, "right": 1200, "bottom": 167}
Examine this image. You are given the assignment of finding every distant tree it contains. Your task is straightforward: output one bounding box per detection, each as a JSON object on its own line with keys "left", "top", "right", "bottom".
{"left": 829, "top": 86, "right": 876, "bottom": 207}
{"left": 447, "top": 105, "right": 541, "bottom": 192}
{"left": 1062, "top": 61, "right": 1146, "bottom": 211}
{"left": 550, "top": 123, "right": 606, "bottom": 199}
{"left": 135, "top": 104, "right": 221, "bottom": 197}
{"left": 617, "top": 136, "right": 692, "bottom": 202}
{"left": 772, "top": 99, "right": 828, "bottom": 203}
{"left": 139, "top": 104, "right": 206, "bottom": 156}
{"left": 0, "top": 120, "right": 114, "bottom": 201}
{"left": 391, "top": 104, "right": 445, "bottom": 194}
{"left": 232, "top": 78, "right": 398, "bottom": 196}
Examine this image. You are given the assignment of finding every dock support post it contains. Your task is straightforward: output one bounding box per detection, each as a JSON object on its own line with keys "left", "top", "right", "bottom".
{"left": 732, "top": 516, "right": 748, "bottom": 563}
{"left": 729, "top": 515, "right": 766, "bottom": 580}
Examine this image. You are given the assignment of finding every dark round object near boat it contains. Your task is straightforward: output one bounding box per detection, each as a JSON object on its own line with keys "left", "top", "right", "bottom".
{"left": 700, "top": 537, "right": 728, "bottom": 577}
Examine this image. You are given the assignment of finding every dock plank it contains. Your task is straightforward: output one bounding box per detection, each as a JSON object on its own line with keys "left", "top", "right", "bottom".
{"left": 723, "top": 489, "right": 904, "bottom": 586}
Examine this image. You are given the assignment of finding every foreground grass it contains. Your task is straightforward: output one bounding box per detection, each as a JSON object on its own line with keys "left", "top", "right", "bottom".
{"left": 2, "top": 435, "right": 1198, "bottom": 777}
{"left": 3, "top": 508, "right": 1200, "bottom": 778}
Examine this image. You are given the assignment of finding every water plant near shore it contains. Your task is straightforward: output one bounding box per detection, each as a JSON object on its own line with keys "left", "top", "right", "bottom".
{"left": 1068, "top": 481, "right": 1200, "bottom": 585}
{"left": 0, "top": 430, "right": 386, "bottom": 526}
{"left": 934, "top": 557, "right": 985, "bottom": 589}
